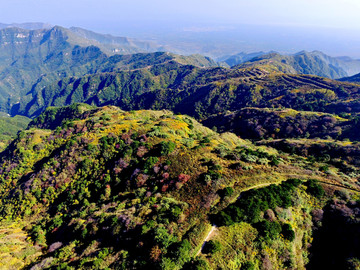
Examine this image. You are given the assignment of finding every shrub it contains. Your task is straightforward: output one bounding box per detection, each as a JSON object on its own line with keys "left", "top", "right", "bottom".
{"left": 305, "top": 179, "right": 325, "bottom": 198}
{"left": 170, "top": 206, "right": 182, "bottom": 219}
{"left": 241, "top": 261, "right": 255, "bottom": 270}
{"left": 184, "top": 258, "right": 209, "bottom": 270}
{"left": 144, "top": 156, "right": 159, "bottom": 173}
{"left": 212, "top": 211, "right": 234, "bottom": 226}
{"left": 159, "top": 141, "right": 176, "bottom": 156}
{"left": 201, "top": 136, "right": 211, "bottom": 144}
{"left": 319, "top": 165, "right": 329, "bottom": 172}
{"left": 243, "top": 154, "right": 258, "bottom": 163}
{"left": 153, "top": 226, "right": 175, "bottom": 248}
{"left": 214, "top": 179, "right": 300, "bottom": 226}
{"left": 270, "top": 157, "right": 280, "bottom": 166}
{"left": 168, "top": 240, "right": 192, "bottom": 265}
{"left": 203, "top": 240, "right": 221, "bottom": 254}
{"left": 219, "top": 186, "right": 234, "bottom": 198}
{"left": 31, "top": 225, "right": 46, "bottom": 246}
{"left": 281, "top": 223, "right": 295, "bottom": 241}
{"left": 258, "top": 158, "right": 269, "bottom": 165}
{"left": 256, "top": 220, "right": 282, "bottom": 241}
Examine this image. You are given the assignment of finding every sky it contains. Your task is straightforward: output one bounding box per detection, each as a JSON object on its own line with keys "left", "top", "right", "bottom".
{"left": 2, "top": 0, "right": 360, "bottom": 29}
{"left": 2, "top": 0, "right": 360, "bottom": 57}
{"left": 0, "top": 0, "right": 360, "bottom": 29}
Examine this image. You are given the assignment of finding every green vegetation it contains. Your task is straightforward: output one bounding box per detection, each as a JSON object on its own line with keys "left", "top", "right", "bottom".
{"left": 281, "top": 223, "right": 295, "bottom": 242}
{"left": 0, "top": 106, "right": 357, "bottom": 268}
{"left": 0, "top": 115, "right": 31, "bottom": 151}
{"left": 203, "top": 240, "right": 221, "bottom": 254}
{"left": 232, "top": 51, "right": 353, "bottom": 79}
{"left": 213, "top": 179, "right": 302, "bottom": 225}
{"left": 0, "top": 106, "right": 286, "bottom": 268}
{"left": 0, "top": 27, "right": 360, "bottom": 269}
{"left": 305, "top": 179, "right": 325, "bottom": 198}
{"left": 0, "top": 26, "right": 216, "bottom": 115}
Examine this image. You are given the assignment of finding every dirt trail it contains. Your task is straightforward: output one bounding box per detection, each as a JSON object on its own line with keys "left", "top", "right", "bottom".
{"left": 195, "top": 179, "right": 359, "bottom": 257}
{"left": 196, "top": 225, "right": 217, "bottom": 256}
{"left": 196, "top": 182, "right": 278, "bottom": 256}
{"left": 240, "top": 182, "right": 280, "bottom": 192}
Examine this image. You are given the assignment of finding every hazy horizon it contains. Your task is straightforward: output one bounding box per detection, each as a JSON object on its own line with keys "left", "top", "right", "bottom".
{"left": 2, "top": 0, "right": 360, "bottom": 58}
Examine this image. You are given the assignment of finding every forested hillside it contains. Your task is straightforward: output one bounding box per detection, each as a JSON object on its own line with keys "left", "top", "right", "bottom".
{"left": 19, "top": 63, "right": 360, "bottom": 119}
{"left": 0, "top": 104, "right": 358, "bottom": 269}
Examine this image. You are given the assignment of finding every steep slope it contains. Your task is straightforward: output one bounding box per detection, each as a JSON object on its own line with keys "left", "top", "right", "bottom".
{"left": 0, "top": 26, "right": 108, "bottom": 112}
{"left": 0, "top": 104, "right": 358, "bottom": 269}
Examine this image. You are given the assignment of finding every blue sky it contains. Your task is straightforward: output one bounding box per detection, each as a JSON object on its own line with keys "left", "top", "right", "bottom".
{"left": 2, "top": 0, "right": 360, "bottom": 30}
{"left": 2, "top": 0, "right": 360, "bottom": 57}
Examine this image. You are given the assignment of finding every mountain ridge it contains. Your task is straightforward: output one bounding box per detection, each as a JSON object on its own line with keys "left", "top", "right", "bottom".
{"left": 0, "top": 26, "right": 217, "bottom": 114}
{"left": 223, "top": 50, "right": 360, "bottom": 79}
{"left": 18, "top": 61, "right": 360, "bottom": 119}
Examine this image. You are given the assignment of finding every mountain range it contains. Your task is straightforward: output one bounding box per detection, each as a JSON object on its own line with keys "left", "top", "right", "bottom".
{"left": 2, "top": 25, "right": 360, "bottom": 117}
{"left": 0, "top": 23, "right": 360, "bottom": 270}
{"left": 0, "top": 26, "right": 216, "bottom": 114}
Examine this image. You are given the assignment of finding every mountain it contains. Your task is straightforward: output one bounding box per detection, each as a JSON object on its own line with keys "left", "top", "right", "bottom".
{"left": 69, "top": 26, "right": 167, "bottom": 55}
{"left": 338, "top": 72, "right": 360, "bottom": 83}
{"left": 217, "top": 51, "right": 266, "bottom": 67}
{"left": 0, "top": 26, "right": 217, "bottom": 115}
{"left": 18, "top": 60, "right": 360, "bottom": 120}
{"left": 0, "top": 26, "right": 108, "bottom": 112}
{"left": 0, "top": 104, "right": 358, "bottom": 269}
{"left": 0, "top": 22, "right": 52, "bottom": 30}
{"left": 225, "top": 51, "right": 360, "bottom": 79}
{"left": 1, "top": 24, "right": 360, "bottom": 269}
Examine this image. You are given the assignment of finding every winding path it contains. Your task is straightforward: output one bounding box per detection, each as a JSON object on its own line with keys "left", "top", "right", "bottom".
{"left": 195, "top": 178, "right": 360, "bottom": 256}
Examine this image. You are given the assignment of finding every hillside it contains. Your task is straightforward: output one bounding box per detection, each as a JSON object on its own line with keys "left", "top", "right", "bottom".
{"left": 202, "top": 108, "right": 359, "bottom": 140}
{"left": 0, "top": 26, "right": 108, "bottom": 112}
{"left": 1, "top": 23, "right": 360, "bottom": 270}
{"left": 19, "top": 62, "right": 360, "bottom": 121}
{"left": 0, "top": 115, "right": 31, "bottom": 150}
{"left": 0, "top": 105, "right": 359, "bottom": 269}
{"left": 227, "top": 51, "right": 360, "bottom": 79}
{"left": 339, "top": 72, "right": 360, "bottom": 83}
